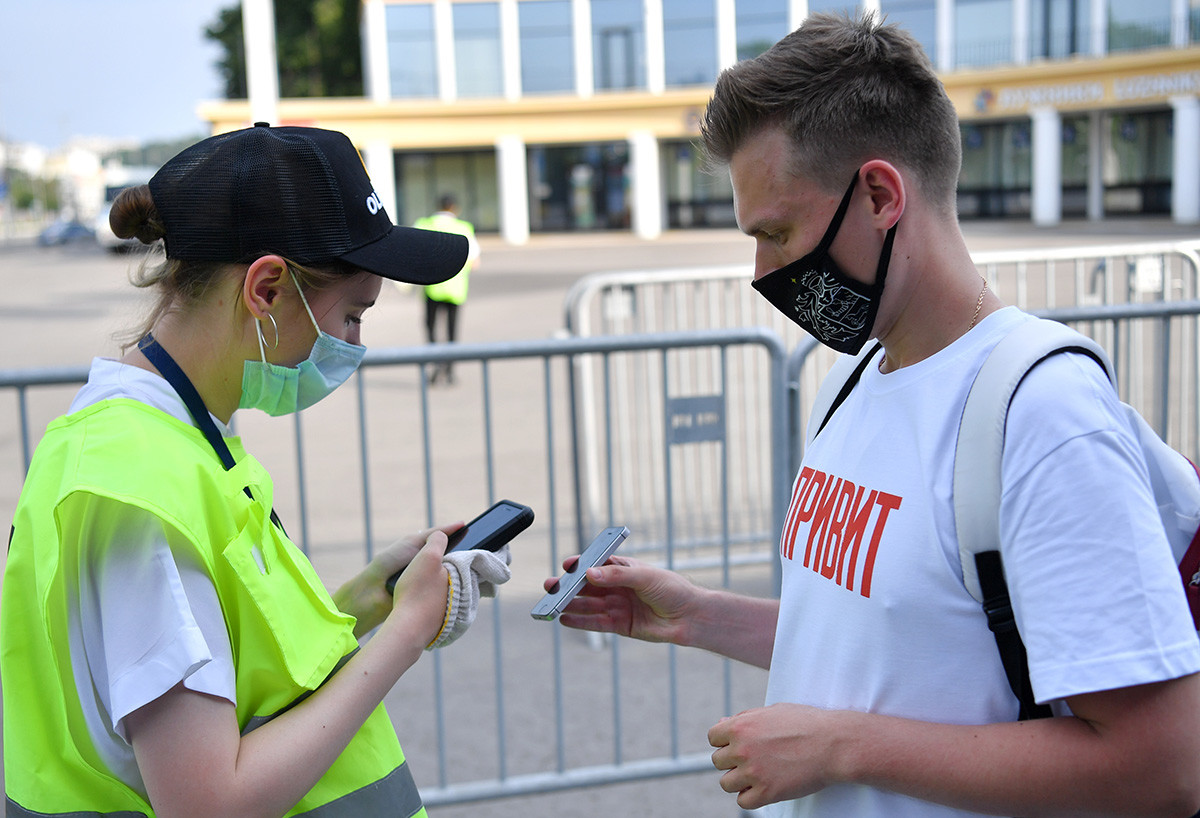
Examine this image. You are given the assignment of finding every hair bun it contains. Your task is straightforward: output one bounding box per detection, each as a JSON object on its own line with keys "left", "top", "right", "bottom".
{"left": 109, "top": 185, "right": 165, "bottom": 245}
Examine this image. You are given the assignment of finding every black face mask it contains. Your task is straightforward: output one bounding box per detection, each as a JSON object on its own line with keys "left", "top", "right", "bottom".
{"left": 751, "top": 172, "right": 898, "bottom": 355}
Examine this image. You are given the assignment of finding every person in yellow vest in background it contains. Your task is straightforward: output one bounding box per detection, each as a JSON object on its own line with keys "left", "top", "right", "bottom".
{"left": 415, "top": 194, "right": 480, "bottom": 385}
{"left": 2, "top": 124, "right": 512, "bottom": 818}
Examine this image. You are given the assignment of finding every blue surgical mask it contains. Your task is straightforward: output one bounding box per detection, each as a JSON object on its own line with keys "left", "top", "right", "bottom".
{"left": 239, "top": 274, "right": 367, "bottom": 416}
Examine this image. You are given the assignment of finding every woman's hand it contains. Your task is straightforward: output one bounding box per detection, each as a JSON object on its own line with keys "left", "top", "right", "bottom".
{"left": 334, "top": 524, "right": 462, "bottom": 638}
{"left": 384, "top": 529, "right": 452, "bottom": 650}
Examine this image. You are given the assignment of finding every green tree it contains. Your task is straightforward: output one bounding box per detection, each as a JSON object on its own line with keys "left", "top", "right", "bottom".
{"left": 205, "top": 0, "right": 364, "bottom": 100}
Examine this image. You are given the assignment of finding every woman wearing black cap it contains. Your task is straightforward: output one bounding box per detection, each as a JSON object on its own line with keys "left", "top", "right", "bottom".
{"left": 2, "top": 124, "right": 487, "bottom": 818}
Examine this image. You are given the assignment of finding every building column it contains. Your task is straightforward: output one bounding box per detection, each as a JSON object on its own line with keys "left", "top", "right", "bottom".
{"left": 1172, "top": 0, "right": 1190, "bottom": 47}
{"left": 1031, "top": 106, "right": 1062, "bottom": 226}
{"left": 716, "top": 0, "right": 737, "bottom": 70}
{"left": 629, "top": 130, "right": 663, "bottom": 240}
{"left": 573, "top": 0, "right": 594, "bottom": 97}
{"left": 645, "top": 0, "right": 665, "bottom": 94}
{"left": 435, "top": 0, "right": 457, "bottom": 102}
{"left": 500, "top": 0, "right": 521, "bottom": 100}
{"left": 1171, "top": 95, "right": 1200, "bottom": 224}
{"left": 1089, "top": 0, "right": 1107, "bottom": 55}
{"left": 361, "top": 141, "right": 397, "bottom": 224}
{"left": 1012, "top": 0, "right": 1030, "bottom": 63}
{"left": 936, "top": 0, "right": 955, "bottom": 72}
{"left": 789, "top": 0, "right": 807, "bottom": 30}
{"left": 242, "top": 0, "right": 279, "bottom": 125}
{"left": 361, "top": 0, "right": 390, "bottom": 102}
{"left": 1087, "top": 111, "right": 1104, "bottom": 221}
{"left": 496, "top": 135, "right": 530, "bottom": 244}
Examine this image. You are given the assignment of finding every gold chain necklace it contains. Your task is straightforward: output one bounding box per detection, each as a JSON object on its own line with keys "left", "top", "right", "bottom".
{"left": 968, "top": 276, "right": 989, "bottom": 331}
{"left": 879, "top": 276, "right": 990, "bottom": 373}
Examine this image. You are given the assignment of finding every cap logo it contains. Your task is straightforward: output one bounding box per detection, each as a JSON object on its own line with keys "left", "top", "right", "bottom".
{"left": 365, "top": 191, "right": 383, "bottom": 215}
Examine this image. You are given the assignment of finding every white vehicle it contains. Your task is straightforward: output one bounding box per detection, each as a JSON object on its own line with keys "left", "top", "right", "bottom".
{"left": 94, "top": 165, "right": 157, "bottom": 251}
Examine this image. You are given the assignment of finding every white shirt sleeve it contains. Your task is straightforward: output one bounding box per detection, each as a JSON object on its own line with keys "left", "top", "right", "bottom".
{"left": 67, "top": 493, "right": 236, "bottom": 789}
{"left": 1000, "top": 352, "right": 1200, "bottom": 703}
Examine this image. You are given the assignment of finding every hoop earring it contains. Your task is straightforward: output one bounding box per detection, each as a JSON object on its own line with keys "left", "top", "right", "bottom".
{"left": 257, "top": 313, "right": 280, "bottom": 350}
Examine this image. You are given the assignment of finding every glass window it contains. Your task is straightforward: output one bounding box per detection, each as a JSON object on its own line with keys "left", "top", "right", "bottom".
{"left": 957, "top": 120, "right": 1032, "bottom": 217}
{"left": 396, "top": 150, "right": 500, "bottom": 232}
{"left": 663, "top": 140, "right": 737, "bottom": 228}
{"left": 455, "top": 2, "right": 503, "bottom": 98}
{"left": 528, "top": 142, "right": 630, "bottom": 230}
{"left": 1029, "top": 0, "right": 1089, "bottom": 58}
{"left": 955, "top": 0, "right": 1013, "bottom": 67}
{"left": 1108, "top": 0, "right": 1171, "bottom": 51}
{"left": 519, "top": 0, "right": 575, "bottom": 94}
{"left": 1061, "top": 115, "right": 1090, "bottom": 186}
{"left": 593, "top": 0, "right": 646, "bottom": 90}
{"left": 1060, "top": 115, "right": 1090, "bottom": 216}
{"left": 663, "top": 0, "right": 717, "bottom": 86}
{"left": 1105, "top": 111, "right": 1172, "bottom": 184}
{"left": 388, "top": 3, "right": 438, "bottom": 98}
{"left": 881, "top": 0, "right": 938, "bottom": 65}
{"left": 1192, "top": 0, "right": 1200, "bottom": 43}
{"left": 736, "top": 0, "right": 789, "bottom": 60}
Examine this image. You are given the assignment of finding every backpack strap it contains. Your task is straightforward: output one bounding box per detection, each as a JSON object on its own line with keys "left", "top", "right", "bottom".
{"left": 975, "top": 550, "right": 1053, "bottom": 720}
{"left": 954, "top": 319, "right": 1113, "bottom": 601}
{"left": 955, "top": 317, "right": 1113, "bottom": 720}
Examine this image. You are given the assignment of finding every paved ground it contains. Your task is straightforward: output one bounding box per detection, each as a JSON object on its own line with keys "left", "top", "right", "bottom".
{"left": 1, "top": 216, "right": 1198, "bottom": 818}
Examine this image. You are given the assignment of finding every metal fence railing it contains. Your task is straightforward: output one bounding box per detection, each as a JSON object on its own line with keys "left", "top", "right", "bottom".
{"left": 785, "top": 300, "right": 1200, "bottom": 478}
{"left": 561, "top": 240, "right": 1200, "bottom": 544}
{"left": 4, "top": 290, "right": 1200, "bottom": 814}
{"left": 0, "top": 329, "right": 787, "bottom": 815}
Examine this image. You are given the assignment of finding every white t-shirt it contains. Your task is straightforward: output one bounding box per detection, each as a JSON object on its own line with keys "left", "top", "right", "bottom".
{"left": 65, "top": 358, "right": 237, "bottom": 798}
{"left": 763, "top": 307, "right": 1200, "bottom": 818}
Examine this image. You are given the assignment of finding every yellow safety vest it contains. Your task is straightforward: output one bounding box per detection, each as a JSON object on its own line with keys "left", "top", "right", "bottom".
{"left": 415, "top": 212, "right": 475, "bottom": 304}
{"left": 2, "top": 398, "right": 426, "bottom": 818}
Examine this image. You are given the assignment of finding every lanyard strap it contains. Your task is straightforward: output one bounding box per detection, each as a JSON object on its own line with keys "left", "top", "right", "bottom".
{"left": 138, "top": 333, "right": 284, "bottom": 532}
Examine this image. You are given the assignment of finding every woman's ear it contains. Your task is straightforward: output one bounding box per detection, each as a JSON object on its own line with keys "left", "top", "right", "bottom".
{"left": 859, "top": 160, "right": 905, "bottom": 231}
{"left": 242, "top": 255, "right": 290, "bottom": 320}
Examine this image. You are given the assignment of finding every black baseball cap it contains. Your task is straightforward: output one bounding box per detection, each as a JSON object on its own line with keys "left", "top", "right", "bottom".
{"left": 147, "top": 123, "right": 467, "bottom": 285}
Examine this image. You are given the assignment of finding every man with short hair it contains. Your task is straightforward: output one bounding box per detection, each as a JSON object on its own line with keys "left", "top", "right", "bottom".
{"left": 548, "top": 13, "right": 1200, "bottom": 817}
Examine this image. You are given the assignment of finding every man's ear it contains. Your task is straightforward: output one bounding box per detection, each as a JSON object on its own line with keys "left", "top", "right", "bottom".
{"left": 859, "top": 160, "right": 905, "bottom": 231}
{"left": 242, "top": 255, "right": 290, "bottom": 320}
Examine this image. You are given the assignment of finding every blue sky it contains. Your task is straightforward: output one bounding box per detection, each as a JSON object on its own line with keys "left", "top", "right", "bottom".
{"left": 1, "top": 1, "right": 232, "bottom": 149}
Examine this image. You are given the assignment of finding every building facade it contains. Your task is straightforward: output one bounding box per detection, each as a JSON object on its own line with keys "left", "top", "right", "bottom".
{"left": 200, "top": 0, "right": 1200, "bottom": 242}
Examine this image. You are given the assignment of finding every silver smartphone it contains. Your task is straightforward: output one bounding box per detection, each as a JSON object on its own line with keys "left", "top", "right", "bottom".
{"left": 530, "top": 525, "right": 630, "bottom": 621}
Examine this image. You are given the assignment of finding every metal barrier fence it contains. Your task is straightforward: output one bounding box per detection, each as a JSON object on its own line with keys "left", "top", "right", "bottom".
{"left": 0, "top": 329, "right": 787, "bottom": 814}
{"left": 562, "top": 240, "right": 1200, "bottom": 535}
{"left": 4, "top": 298, "right": 1199, "bottom": 813}
{"left": 784, "top": 300, "right": 1200, "bottom": 478}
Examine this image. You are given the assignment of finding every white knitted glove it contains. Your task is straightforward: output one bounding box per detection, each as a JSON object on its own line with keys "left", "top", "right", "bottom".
{"left": 425, "top": 544, "right": 512, "bottom": 650}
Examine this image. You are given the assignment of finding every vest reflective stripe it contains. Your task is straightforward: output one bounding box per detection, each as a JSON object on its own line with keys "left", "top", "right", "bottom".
{"left": 4, "top": 799, "right": 144, "bottom": 818}
{"left": 294, "top": 763, "right": 424, "bottom": 818}
{"left": 6, "top": 765, "right": 422, "bottom": 818}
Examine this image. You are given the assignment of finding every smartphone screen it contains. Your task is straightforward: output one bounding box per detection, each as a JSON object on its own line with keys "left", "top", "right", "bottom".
{"left": 530, "top": 525, "right": 629, "bottom": 620}
{"left": 386, "top": 500, "right": 534, "bottom": 593}
{"left": 445, "top": 499, "right": 533, "bottom": 553}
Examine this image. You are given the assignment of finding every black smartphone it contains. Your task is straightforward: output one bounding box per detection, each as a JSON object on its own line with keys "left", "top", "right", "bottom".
{"left": 530, "top": 525, "right": 630, "bottom": 620}
{"left": 385, "top": 499, "right": 534, "bottom": 594}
